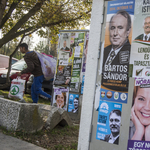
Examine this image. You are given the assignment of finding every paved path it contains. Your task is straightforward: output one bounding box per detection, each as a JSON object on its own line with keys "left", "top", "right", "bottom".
{"left": 0, "top": 132, "right": 47, "bottom": 150}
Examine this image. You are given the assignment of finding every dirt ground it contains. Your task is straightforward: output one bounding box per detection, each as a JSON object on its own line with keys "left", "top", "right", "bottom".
{"left": 0, "top": 125, "right": 79, "bottom": 150}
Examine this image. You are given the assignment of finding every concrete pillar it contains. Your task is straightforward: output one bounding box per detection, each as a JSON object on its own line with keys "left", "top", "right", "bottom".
{"left": 78, "top": 0, "right": 104, "bottom": 149}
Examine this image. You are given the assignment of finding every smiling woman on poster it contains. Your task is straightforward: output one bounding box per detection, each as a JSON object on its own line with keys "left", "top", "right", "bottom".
{"left": 54, "top": 92, "right": 67, "bottom": 110}
{"left": 130, "top": 85, "right": 150, "bottom": 141}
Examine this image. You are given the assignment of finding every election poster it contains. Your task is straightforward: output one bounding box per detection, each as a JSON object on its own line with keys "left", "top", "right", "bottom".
{"left": 129, "top": 0, "right": 150, "bottom": 78}
{"left": 70, "top": 83, "right": 80, "bottom": 93}
{"left": 68, "top": 93, "right": 79, "bottom": 113}
{"left": 54, "top": 32, "right": 86, "bottom": 88}
{"left": 74, "top": 32, "right": 85, "bottom": 58}
{"left": 81, "top": 75, "right": 85, "bottom": 94}
{"left": 54, "top": 65, "right": 71, "bottom": 85}
{"left": 96, "top": 101, "right": 122, "bottom": 145}
{"left": 59, "top": 50, "right": 70, "bottom": 66}
{"left": 127, "top": 77, "right": 150, "bottom": 150}
{"left": 100, "top": 0, "right": 135, "bottom": 103}
{"left": 52, "top": 87, "right": 69, "bottom": 111}
{"left": 82, "top": 32, "right": 89, "bottom": 73}
{"left": 70, "top": 58, "right": 82, "bottom": 92}
{"left": 59, "top": 33, "right": 71, "bottom": 53}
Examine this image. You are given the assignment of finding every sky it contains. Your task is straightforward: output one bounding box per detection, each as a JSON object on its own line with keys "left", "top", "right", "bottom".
{"left": 31, "top": 25, "right": 90, "bottom": 49}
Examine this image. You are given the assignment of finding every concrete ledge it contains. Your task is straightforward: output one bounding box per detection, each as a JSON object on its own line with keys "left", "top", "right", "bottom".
{"left": 0, "top": 97, "right": 73, "bottom": 133}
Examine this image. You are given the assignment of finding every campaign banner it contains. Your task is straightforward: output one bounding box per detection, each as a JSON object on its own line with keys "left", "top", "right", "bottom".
{"left": 68, "top": 93, "right": 79, "bottom": 113}
{"left": 70, "top": 58, "right": 82, "bottom": 92}
{"left": 52, "top": 87, "right": 69, "bottom": 111}
{"left": 81, "top": 75, "right": 85, "bottom": 94}
{"left": 96, "top": 101, "right": 122, "bottom": 145}
{"left": 59, "top": 50, "right": 70, "bottom": 66}
{"left": 54, "top": 65, "right": 71, "bottom": 85}
{"left": 129, "top": 0, "right": 150, "bottom": 77}
{"left": 100, "top": 0, "right": 135, "bottom": 103}
{"left": 128, "top": 77, "right": 150, "bottom": 148}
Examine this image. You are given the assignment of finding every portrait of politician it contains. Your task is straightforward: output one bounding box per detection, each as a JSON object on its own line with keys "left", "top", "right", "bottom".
{"left": 102, "top": 109, "right": 121, "bottom": 145}
{"left": 103, "top": 10, "right": 131, "bottom": 67}
{"left": 72, "top": 97, "right": 79, "bottom": 113}
{"left": 60, "top": 40, "right": 70, "bottom": 51}
{"left": 102, "top": 10, "right": 131, "bottom": 92}
{"left": 135, "top": 16, "right": 150, "bottom": 41}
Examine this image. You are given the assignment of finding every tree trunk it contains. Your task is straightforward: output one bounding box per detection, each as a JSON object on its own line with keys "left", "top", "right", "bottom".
{"left": 0, "top": 35, "right": 25, "bottom": 90}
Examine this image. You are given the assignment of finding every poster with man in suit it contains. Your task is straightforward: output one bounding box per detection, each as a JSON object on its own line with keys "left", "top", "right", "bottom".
{"left": 130, "top": 0, "right": 150, "bottom": 78}
{"left": 96, "top": 101, "right": 122, "bottom": 145}
{"left": 100, "top": 0, "right": 135, "bottom": 103}
{"left": 135, "top": 16, "right": 150, "bottom": 41}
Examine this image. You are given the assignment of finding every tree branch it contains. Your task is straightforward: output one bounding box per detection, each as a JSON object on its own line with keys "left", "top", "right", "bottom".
{"left": 5, "top": 0, "right": 46, "bottom": 37}
{"left": 0, "top": 34, "right": 25, "bottom": 90}
{"left": 0, "top": 8, "right": 91, "bottom": 48}
{"left": 42, "top": 9, "right": 91, "bottom": 27}
{"left": 7, "top": 34, "right": 25, "bottom": 81}
{"left": 0, "top": 0, "right": 7, "bottom": 26}
{"left": 0, "top": 0, "right": 21, "bottom": 29}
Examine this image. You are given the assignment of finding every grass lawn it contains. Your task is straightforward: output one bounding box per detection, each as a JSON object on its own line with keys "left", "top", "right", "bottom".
{"left": 0, "top": 125, "right": 79, "bottom": 150}
{"left": 0, "top": 90, "right": 50, "bottom": 105}
{"left": 0, "top": 90, "right": 79, "bottom": 149}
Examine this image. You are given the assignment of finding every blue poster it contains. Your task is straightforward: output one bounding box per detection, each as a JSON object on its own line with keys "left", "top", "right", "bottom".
{"left": 81, "top": 75, "right": 85, "bottom": 94}
{"left": 107, "top": 0, "right": 135, "bottom": 15}
{"left": 96, "top": 101, "right": 122, "bottom": 145}
{"left": 68, "top": 94, "right": 79, "bottom": 113}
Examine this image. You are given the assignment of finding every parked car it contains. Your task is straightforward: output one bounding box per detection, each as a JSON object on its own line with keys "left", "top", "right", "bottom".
{"left": 0, "top": 54, "right": 18, "bottom": 68}
{"left": 0, "top": 59, "right": 30, "bottom": 90}
{"left": 0, "top": 58, "right": 54, "bottom": 95}
{"left": 26, "top": 75, "right": 53, "bottom": 96}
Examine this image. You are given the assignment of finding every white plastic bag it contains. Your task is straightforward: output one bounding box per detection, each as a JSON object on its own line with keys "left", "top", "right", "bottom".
{"left": 35, "top": 51, "right": 56, "bottom": 80}
{"left": 8, "top": 78, "right": 26, "bottom": 100}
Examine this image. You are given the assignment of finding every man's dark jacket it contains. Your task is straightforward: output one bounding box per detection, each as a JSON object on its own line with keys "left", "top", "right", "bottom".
{"left": 102, "top": 40, "right": 131, "bottom": 92}
{"left": 102, "top": 134, "right": 119, "bottom": 145}
{"left": 60, "top": 47, "right": 70, "bottom": 51}
{"left": 135, "top": 34, "right": 150, "bottom": 41}
{"left": 21, "top": 51, "right": 43, "bottom": 77}
{"left": 103, "top": 40, "right": 131, "bottom": 67}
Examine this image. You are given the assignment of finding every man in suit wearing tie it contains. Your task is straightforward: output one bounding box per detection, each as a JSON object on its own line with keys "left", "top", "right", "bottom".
{"left": 60, "top": 40, "right": 70, "bottom": 51}
{"left": 135, "top": 16, "right": 150, "bottom": 41}
{"left": 72, "top": 97, "right": 79, "bottom": 113}
{"left": 102, "top": 109, "right": 121, "bottom": 145}
{"left": 102, "top": 10, "right": 131, "bottom": 92}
